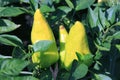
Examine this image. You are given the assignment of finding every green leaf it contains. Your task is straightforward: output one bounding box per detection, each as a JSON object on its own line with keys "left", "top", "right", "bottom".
{"left": 0, "top": 19, "right": 20, "bottom": 34}
{"left": 37, "top": 69, "right": 52, "bottom": 80}
{"left": 98, "top": 9, "right": 106, "bottom": 28}
{"left": 75, "top": 0, "right": 95, "bottom": 11}
{"left": 94, "top": 42, "right": 110, "bottom": 51}
{"left": 57, "top": 69, "right": 70, "bottom": 80}
{"left": 58, "top": 6, "right": 72, "bottom": 14}
{"left": 12, "top": 47, "right": 26, "bottom": 59}
{"left": 76, "top": 52, "right": 83, "bottom": 61}
{"left": 0, "top": 0, "right": 20, "bottom": 7}
{"left": 116, "top": 44, "right": 120, "bottom": 52}
{"left": 113, "top": 31, "right": 120, "bottom": 40}
{"left": 112, "top": 22, "right": 120, "bottom": 27}
{"left": 94, "top": 74, "right": 112, "bottom": 80}
{"left": 0, "top": 34, "right": 23, "bottom": 48}
{"left": 107, "top": 6, "right": 117, "bottom": 24}
{"left": 94, "top": 51, "right": 102, "bottom": 60}
{"left": 40, "top": 0, "right": 53, "bottom": 6}
{"left": 32, "top": 40, "right": 53, "bottom": 52}
{"left": 20, "top": 0, "right": 29, "bottom": 3}
{"left": 53, "top": 0, "right": 60, "bottom": 3}
{"left": 82, "top": 54, "right": 93, "bottom": 66}
{"left": 0, "top": 7, "right": 27, "bottom": 17}
{"left": 97, "top": 18, "right": 104, "bottom": 32}
{"left": 101, "top": 41, "right": 111, "bottom": 51}
{"left": 65, "top": 0, "right": 74, "bottom": 9}
{"left": 40, "top": 5, "right": 55, "bottom": 13}
{"left": 94, "top": 7, "right": 104, "bottom": 32}
{"left": 76, "top": 53, "right": 93, "bottom": 66}
{"left": 29, "top": 0, "right": 38, "bottom": 11}
{"left": 99, "top": 9, "right": 110, "bottom": 28}
{"left": 0, "top": 58, "right": 30, "bottom": 76}
{"left": 51, "top": 6, "right": 71, "bottom": 22}
{"left": 71, "top": 64, "right": 88, "bottom": 80}
{"left": 106, "top": 31, "right": 120, "bottom": 45}
{"left": 0, "top": 75, "right": 38, "bottom": 80}
{"left": 87, "top": 7, "right": 98, "bottom": 28}
{"left": 93, "top": 61, "right": 102, "bottom": 70}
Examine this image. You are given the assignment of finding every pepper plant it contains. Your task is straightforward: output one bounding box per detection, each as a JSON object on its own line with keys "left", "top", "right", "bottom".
{"left": 0, "top": 0, "right": 120, "bottom": 80}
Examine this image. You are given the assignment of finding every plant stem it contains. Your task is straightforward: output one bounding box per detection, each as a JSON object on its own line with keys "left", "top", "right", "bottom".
{"left": 50, "top": 63, "right": 58, "bottom": 80}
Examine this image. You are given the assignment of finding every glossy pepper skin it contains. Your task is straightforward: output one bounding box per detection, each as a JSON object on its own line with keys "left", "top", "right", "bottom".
{"left": 64, "top": 21, "right": 91, "bottom": 71}
{"left": 59, "top": 25, "right": 68, "bottom": 68}
{"left": 31, "top": 9, "right": 59, "bottom": 68}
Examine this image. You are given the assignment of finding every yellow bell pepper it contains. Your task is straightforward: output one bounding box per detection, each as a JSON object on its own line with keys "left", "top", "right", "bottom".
{"left": 64, "top": 21, "right": 91, "bottom": 71}
{"left": 31, "top": 9, "right": 59, "bottom": 68}
{"left": 59, "top": 25, "right": 68, "bottom": 68}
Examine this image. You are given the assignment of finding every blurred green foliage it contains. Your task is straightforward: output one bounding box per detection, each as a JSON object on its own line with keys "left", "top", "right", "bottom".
{"left": 0, "top": 0, "right": 120, "bottom": 80}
